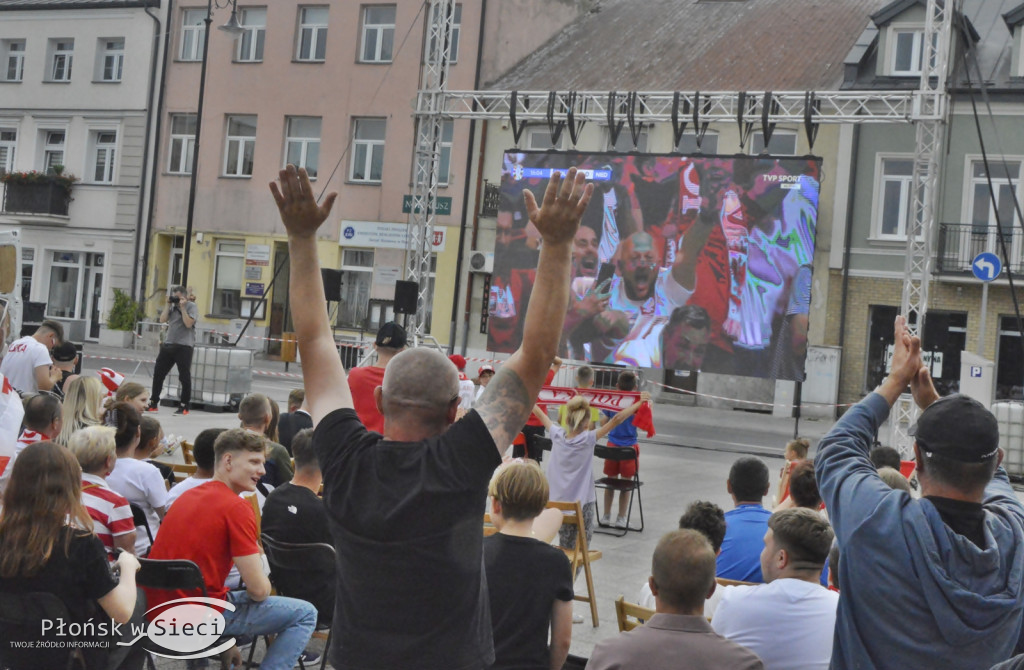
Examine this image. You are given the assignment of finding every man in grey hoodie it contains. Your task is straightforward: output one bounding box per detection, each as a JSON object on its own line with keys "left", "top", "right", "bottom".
{"left": 816, "top": 315, "right": 1024, "bottom": 669}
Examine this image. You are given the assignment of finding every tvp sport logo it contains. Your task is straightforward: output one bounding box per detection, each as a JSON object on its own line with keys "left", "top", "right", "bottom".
{"left": 119, "top": 597, "right": 236, "bottom": 660}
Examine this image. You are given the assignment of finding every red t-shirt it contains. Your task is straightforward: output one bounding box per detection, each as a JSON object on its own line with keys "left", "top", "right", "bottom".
{"left": 347, "top": 366, "right": 386, "bottom": 433}
{"left": 144, "top": 480, "right": 259, "bottom": 610}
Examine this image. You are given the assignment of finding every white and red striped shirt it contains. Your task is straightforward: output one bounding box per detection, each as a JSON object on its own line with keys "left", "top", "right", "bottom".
{"left": 81, "top": 473, "right": 135, "bottom": 561}
{"left": 16, "top": 429, "right": 45, "bottom": 454}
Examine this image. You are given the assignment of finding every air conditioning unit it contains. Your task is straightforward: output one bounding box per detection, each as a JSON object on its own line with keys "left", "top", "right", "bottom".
{"left": 468, "top": 250, "right": 494, "bottom": 273}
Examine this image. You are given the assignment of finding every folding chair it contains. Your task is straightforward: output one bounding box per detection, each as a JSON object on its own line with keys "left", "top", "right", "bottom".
{"left": 259, "top": 534, "right": 336, "bottom": 670}
{"left": 614, "top": 595, "right": 655, "bottom": 632}
{"left": 181, "top": 441, "right": 195, "bottom": 465}
{"left": 547, "top": 500, "right": 602, "bottom": 626}
{"left": 129, "top": 502, "right": 153, "bottom": 554}
{"left": 170, "top": 462, "right": 198, "bottom": 483}
{"left": 135, "top": 558, "right": 209, "bottom": 670}
{"left": 593, "top": 444, "right": 643, "bottom": 537}
{"left": 0, "top": 591, "right": 90, "bottom": 669}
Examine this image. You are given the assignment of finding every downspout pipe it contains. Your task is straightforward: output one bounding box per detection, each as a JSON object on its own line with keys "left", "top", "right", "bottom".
{"left": 134, "top": 2, "right": 164, "bottom": 304}
{"left": 835, "top": 124, "right": 861, "bottom": 410}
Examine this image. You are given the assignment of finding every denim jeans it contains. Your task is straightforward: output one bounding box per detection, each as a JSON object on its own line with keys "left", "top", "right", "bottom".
{"left": 222, "top": 591, "right": 317, "bottom": 670}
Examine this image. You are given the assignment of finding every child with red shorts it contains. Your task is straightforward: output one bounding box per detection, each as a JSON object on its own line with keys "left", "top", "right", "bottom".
{"left": 600, "top": 371, "right": 644, "bottom": 529}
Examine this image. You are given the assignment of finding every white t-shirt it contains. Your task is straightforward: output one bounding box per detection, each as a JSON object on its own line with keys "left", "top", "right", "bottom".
{"left": 637, "top": 579, "right": 727, "bottom": 620}
{"left": 166, "top": 476, "right": 212, "bottom": 508}
{"left": 458, "top": 376, "right": 475, "bottom": 410}
{"left": 0, "top": 336, "right": 51, "bottom": 393}
{"left": 107, "top": 457, "right": 169, "bottom": 555}
{"left": 711, "top": 578, "right": 838, "bottom": 670}
{"left": 545, "top": 426, "right": 597, "bottom": 507}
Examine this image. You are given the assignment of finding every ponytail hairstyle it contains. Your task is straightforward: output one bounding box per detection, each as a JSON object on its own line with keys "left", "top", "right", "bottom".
{"left": 103, "top": 401, "right": 141, "bottom": 453}
{"left": 565, "top": 395, "right": 591, "bottom": 435}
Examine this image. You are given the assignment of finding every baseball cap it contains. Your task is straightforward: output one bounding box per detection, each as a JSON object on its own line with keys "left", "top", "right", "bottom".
{"left": 478, "top": 365, "right": 495, "bottom": 376}
{"left": 375, "top": 322, "right": 407, "bottom": 349}
{"left": 52, "top": 341, "right": 78, "bottom": 362}
{"left": 909, "top": 394, "right": 1000, "bottom": 463}
{"left": 448, "top": 354, "right": 466, "bottom": 371}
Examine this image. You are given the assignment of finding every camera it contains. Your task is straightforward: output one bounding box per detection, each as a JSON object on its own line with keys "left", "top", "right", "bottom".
{"left": 169, "top": 296, "right": 180, "bottom": 305}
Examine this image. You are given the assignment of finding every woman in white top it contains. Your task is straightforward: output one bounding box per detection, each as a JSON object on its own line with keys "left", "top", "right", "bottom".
{"left": 103, "top": 401, "right": 167, "bottom": 555}
{"left": 530, "top": 392, "right": 648, "bottom": 557}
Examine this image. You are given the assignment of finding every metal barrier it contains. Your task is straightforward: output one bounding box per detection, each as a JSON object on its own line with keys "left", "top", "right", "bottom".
{"left": 164, "top": 345, "right": 253, "bottom": 412}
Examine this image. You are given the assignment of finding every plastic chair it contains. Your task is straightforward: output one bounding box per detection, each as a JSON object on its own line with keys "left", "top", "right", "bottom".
{"left": 135, "top": 558, "right": 209, "bottom": 670}
{"left": 614, "top": 595, "right": 655, "bottom": 632}
{"left": 258, "top": 534, "right": 336, "bottom": 670}
{"left": 547, "top": 500, "right": 602, "bottom": 626}
{"left": 0, "top": 591, "right": 90, "bottom": 669}
{"left": 593, "top": 444, "right": 644, "bottom": 536}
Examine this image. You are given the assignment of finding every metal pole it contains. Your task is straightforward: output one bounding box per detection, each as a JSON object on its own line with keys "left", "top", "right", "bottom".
{"left": 180, "top": 0, "right": 213, "bottom": 290}
{"left": 978, "top": 281, "right": 989, "bottom": 355}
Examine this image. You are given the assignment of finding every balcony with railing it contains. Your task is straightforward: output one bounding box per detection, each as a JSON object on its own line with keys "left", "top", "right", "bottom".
{"left": 936, "top": 223, "right": 1024, "bottom": 275}
{"left": 1, "top": 174, "right": 73, "bottom": 217}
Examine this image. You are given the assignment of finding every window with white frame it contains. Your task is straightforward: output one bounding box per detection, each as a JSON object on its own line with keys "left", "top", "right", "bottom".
{"left": 43, "top": 130, "right": 65, "bottom": 173}
{"left": 0, "top": 129, "right": 15, "bottom": 175}
{"left": 236, "top": 7, "right": 266, "bottom": 62}
{"left": 890, "top": 28, "right": 935, "bottom": 76}
{"left": 180, "top": 9, "right": 206, "bottom": 61}
{"left": 224, "top": 115, "right": 257, "bottom": 177}
{"left": 47, "top": 251, "right": 82, "bottom": 318}
{"left": 676, "top": 131, "right": 718, "bottom": 155}
{"left": 426, "top": 3, "right": 461, "bottom": 63}
{"left": 285, "top": 116, "right": 321, "bottom": 178}
{"left": 360, "top": 5, "right": 396, "bottom": 63}
{"left": 337, "top": 249, "right": 373, "bottom": 328}
{"left": 168, "top": 114, "right": 196, "bottom": 174}
{"left": 607, "top": 126, "right": 649, "bottom": 153}
{"left": 526, "top": 127, "right": 562, "bottom": 151}
{"left": 350, "top": 118, "right": 385, "bottom": 182}
{"left": 751, "top": 131, "right": 797, "bottom": 155}
{"left": 168, "top": 235, "right": 184, "bottom": 287}
{"left": 49, "top": 39, "right": 74, "bottom": 81}
{"left": 213, "top": 240, "right": 244, "bottom": 316}
{"left": 90, "top": 131, "right": 116, "bottom": 183}
{"left": 99, "top": 39, "right": 124, "bottom": 81}
{"left": 874, "top": 157, "right": 914, "bottom": 238}
{"left": 968, "top": 160, "right": 1021, "bottom": 258}
{"left": 296, "top": 6, "right": 328, "bottom": 62}
{"left": 438, "top": 120, "right": 453, "bottom": 186}
{"left": 21, "top": 247, "right": 33, "bottom": 301}
{"left": 3, "top": 40, "right": 24, "bottom": 82}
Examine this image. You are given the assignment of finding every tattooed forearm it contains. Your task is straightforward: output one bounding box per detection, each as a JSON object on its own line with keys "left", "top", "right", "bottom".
{"left": 475, "top": 366, "right": 531, "bottom": 457}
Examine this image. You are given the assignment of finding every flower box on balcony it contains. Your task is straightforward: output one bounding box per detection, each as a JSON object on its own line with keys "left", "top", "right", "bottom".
{"left": 1, "top": 171, "right": 76, "bottom": 216}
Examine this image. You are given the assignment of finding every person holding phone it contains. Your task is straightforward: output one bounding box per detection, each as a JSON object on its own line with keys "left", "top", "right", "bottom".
{"left": 148, "top": 285, "right": 197, "bottom": 416}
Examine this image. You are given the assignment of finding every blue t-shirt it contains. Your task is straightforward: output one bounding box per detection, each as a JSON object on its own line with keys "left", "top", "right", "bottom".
{"left": 600, "top": 410, "right": 637, "bottom": 447}
{"left": 716, "top": 504, "right": 772, "bottom": 583}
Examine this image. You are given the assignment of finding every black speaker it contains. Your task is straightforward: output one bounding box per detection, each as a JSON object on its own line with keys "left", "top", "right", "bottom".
{"left": 394, "top": 280, "right": 419, "bottom": 315}
{"left": 321, "top": 269, "right": 342, "bottom": 302}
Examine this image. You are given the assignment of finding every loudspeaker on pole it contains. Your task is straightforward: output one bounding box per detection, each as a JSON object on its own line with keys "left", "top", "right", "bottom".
{"left": 321, "top": 269, "right": 342, "bottom": 302}
{"left": 394, "top": 280, "right": 419, "bottom": 314}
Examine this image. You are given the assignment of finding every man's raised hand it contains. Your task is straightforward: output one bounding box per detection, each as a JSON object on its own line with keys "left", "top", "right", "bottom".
{"left": 889, "top": 315, "right": 923, "bottom": 387}
{"left": 269, "top": 165, "right": 337, "bottom": 239}
{"left": 523, "top": 167, "right": 594, "bottom": 246}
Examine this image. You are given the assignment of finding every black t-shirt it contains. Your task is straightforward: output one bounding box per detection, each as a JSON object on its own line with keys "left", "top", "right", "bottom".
{"left": 262, "top": 483, "right": 334, "bottom": 620}
{"left": 314, "top": 407, "right": 502, "bottom": 670}
{"left": 0, "top": 528, "right": 118, "bottom": 669}
{"left": 483, "top": 533, "right": 574, "bottom": 670}
{"left": 926, "top": 495, "right": 987, "bottom": 549}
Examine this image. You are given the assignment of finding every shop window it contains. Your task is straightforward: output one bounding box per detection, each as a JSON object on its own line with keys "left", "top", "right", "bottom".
{"left": 865, "top": 306, "right": 966, "bottom": 396}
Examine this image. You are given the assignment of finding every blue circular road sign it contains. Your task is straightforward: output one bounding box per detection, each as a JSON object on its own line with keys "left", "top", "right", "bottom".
{"left": 972, "top": 252, "right": 1002, "bottom": 282}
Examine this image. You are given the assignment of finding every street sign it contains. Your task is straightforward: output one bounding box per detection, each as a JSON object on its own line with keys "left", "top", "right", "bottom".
{"left": 972, "top": 252, "right": 1002, "bottom": 282}
{"left": 971, "top": 366, "right": 982, "bottom": 378}
{"left": 402, "top": 195, "right": 452, "bottom": 215}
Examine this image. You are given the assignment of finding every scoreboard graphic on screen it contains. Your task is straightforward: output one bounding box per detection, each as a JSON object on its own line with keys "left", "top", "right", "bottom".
{"left": 488, "top": 151, "right": 821, "bottom": 381}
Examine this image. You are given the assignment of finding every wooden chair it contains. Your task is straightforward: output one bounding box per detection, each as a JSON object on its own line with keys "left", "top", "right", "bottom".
{"left": 244, "top": 493, "right": 262, "bottom": 549}
{"left": 715, "top": 576, "right": 756, "bottom": 588}
{"left": 547, "top": 500, "right": 602, "bottom": 626}
{"left": 180, "top": 440, "right": 194, "bottom": 465}
{"left": 483, "top": 512, "right": 498, "bottom": 537}
{"left": 170, "top": 463, "right": 197, "bottom": 483}
{"left": 614, "top": 595, "right": 655, "bottom": 632}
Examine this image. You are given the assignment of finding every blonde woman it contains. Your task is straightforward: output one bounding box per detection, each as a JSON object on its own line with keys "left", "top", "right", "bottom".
{"left": 67, "top": 425, "right": 137, "bottom": 559}
{"left": 56, "top": 376, "right": 105, "bottom": 446}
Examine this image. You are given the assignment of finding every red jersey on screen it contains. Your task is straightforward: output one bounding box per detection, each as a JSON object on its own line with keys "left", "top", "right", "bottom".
{"left": 487, "top": 268, "right": 535, "bottom": 354}
{"left": 347, "top": 365, "right": 386, "bottom": 433}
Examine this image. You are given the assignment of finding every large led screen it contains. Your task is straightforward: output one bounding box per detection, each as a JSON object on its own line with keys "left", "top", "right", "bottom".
{"left": 488, "top": 152, "right": 821, "bottom": 381}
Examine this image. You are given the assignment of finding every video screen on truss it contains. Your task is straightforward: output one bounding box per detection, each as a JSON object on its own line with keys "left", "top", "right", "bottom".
{"left": 488, "top": 151, "right": 822, "bottom": 381}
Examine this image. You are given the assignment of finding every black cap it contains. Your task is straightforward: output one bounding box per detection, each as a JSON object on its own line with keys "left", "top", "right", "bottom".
{"left": 375, "top": 322, "right": 407, "bottom": 349}
{"left": 52, "top": 341, "right": 78, "bottom": 362}
{"left": 909, "top": 394, "right": 1000, "bottom": 463}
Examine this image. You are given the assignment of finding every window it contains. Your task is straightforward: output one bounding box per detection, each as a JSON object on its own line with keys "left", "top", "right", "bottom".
{"left": 43, "top": 131, "right": 65, "bottom": 173}
{"left": 91, "top": 131, "right": 116, "bottom": 183}
{"left": 350, "top": 118, "right": 385, "bottom": 182}
{"left": 3, "top": 40, "right": 24, "bottom": 82}
{"left": 360, "top": 5, "right": 396, "bottom": 63}
{"left": 99, "top": 39, "right": 124, "bottom": 81}
{"left": 21, "top": 247, "right": 33, "bottom": 301}
{"left": 998, "top": 316, "right": 1024, "bottom": 400}
{"left": 526, "top": 127, "right": 562, "bottom": 151}
{"left": 0, "top": 129, "right": 15, "bottom": 175}
{"left": 236, "top": 7, "right": 266, "bottom": 62}
{"left": 223, "top": 115, "right": 257, "bottom": 177}
{"left": 47, "top": 251, "right": 81, "bottom": 318}
{"left": 875, "top": 157, "right": 914, "bottom": 238}
{"left": 168, "top": 114, "right": 196, "bottom": 174}
{"left": 607, "top": 127, "right": 649, "bottom": 153}
{"left": 180, "top": 9, "right": 206, "bottom": 61}
{"left": 890, "top": 29, "right": 935, "bottom": 76}
{"left": 50, "top": 40, "right": 74, "bottom": 81}
{"left": 676, "top": 131, "right": 718, "bottom": 155}
{"left": 296, "top": 6, "right": 328, "bottom": 62}
{"left": 337, "top": 249, "right": 373, "bottom": 328}
{"left": 968, "top": 159, "right": 1021, "bottom": 260}
{"left": 426, "top": 3, "right": 461, "bottom": 63}
{"left": 438, "top": 120, "right": 453, "bottom": 186}
{"left": 213, "top": 240, "right": 244, "bottom": 316}
{"left": 751, "top": 131, "right": 797, "bottom": 156}
{"left": 285, "top": 116, "right": 321, "bottom": 178}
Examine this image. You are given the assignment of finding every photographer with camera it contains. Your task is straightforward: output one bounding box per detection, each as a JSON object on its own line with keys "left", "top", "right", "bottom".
{"left": 148, "top": 285, "right": 198, "bottom": 416}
